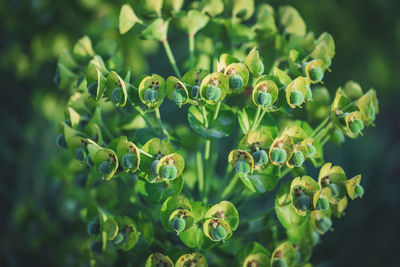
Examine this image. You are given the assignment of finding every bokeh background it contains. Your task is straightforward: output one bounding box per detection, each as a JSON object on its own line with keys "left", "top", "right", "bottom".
{"left": 0, "top": 0, "right": 399, "bottom": 266}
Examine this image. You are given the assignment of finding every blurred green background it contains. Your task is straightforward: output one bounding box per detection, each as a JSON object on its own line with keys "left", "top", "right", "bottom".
{"left": 0, "top": 0, "right": 399, "bottom": 266}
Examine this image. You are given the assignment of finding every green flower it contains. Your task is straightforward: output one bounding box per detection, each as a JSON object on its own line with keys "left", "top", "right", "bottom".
{"left": 252, "top": 149, "right": 269, "bottom": 166}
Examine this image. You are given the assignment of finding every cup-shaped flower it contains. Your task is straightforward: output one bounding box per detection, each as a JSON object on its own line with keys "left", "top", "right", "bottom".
{"left": 305, "top": 59, "right": 325, "bottom": 83}
{"left": 138, "top": 74, "right": 166, "bottom": 111}
{"left": 269, "top": 136, "right": 294, "bottom": 166}
{"left": 224, "top": 62, "right": 249, "bottom": 94}
{"left": 145, "top": 253, "right": 174, "bottom": 267}
{"left": 203, "top": 218, "right": 231, "bottom": 242}
{"left": 175, "top": 253, "right": 208, "bottom": 267}
{"left": 156, "top": 153, "right": 185, "bottom": 182}
{"left": 285, "top": 77, "right": 307, "bottom": 108}
{"left": 168, "top": 209, "right": 194, "bottom": 234}
{"left": 166, "top": 76, "right": 189, "bottom": 107}
{"left": 291, "top": 176, "right": 320, "bottom": 216}
{"left": 229, "top": 150, "right": 254, "bottom": 175}
{"left": 252, "top": 79, "right": 278, "bottom": 108}
{"left": 200, "top": 72, "right": 229, "bottom": 105}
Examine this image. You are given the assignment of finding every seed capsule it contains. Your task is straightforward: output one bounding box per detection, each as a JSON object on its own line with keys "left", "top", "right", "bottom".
{"left": 112, "top": 87, "right": 123, "bottom": 104}
{"left": 316, "top": 197, "right": 330, "bottom": 210}
{"left": 151, "top": 160, "right": 159, "bottom": 175}
{"left": 75, "top": 147, "right": 86, "bottom": 162}
{"left": 271, "top": 148, "right": 287, "bottom": 164}
{"left": 88, "top": 82, "right": 98, "bottom": 98}
{"left": 272, "top": 258, "right": 288, "bottom": 267}
{"left": 229, "top": 74, "right": 243, "bottom": 90}
{"left": 305, "top": 85, "right": 313, "bottom": 101}
{"left": 349, "top": 118, "right": 364, "bottom": 134}
{"left": 122, "top": 153, "right": 136, "bottom": 169}
{"left": 256, "top": 91, "right": 272, "bottom": 106}
{"left": 161, "top": 164, "right": 178, "bottom": 180}
{"left": 210, "top": 225, "right": 227, "bottom": 241}
{"left": 56, "top": 134, "right": 66, "bottom": 148}
{"left": 311, "top": 230, "right": 320, "bottom": 246}
{"left": 329, "top": 183, "right": 341, "bottom": 198}
{"left": 86, "top": 154, "right": 94, "bottom": 167}
{"left": 206, "top": 85, "right": 222, "bottom": 102}
{"left": 235, "top": 160, "right": 251, "bottom": 174}
{"left": 295, "top": 194, "right": 311, "bottom": 211}
{"left": 173, "top": 89, "right": 186, "bottom": 105}
{"left": 354, "top": 184, "right": 364, "bottom": 198}
{"left": 191, "top": 85, "right": 200, "bottom": 99}
{"left": 290, "top": 91, "right": 304, "bottom": 106}
{"left": 113, "top": 232, "right": 125, "bottom": 245}
{"left": 316, "top": 217, "right": 332, "bottom": 234}
{"left": 252, "top": 149, "right": 269, "bottom": 166}
{"left": 172, "top": 217, "right": 186, "bottom": 233}
{"left": 144, "top": 88, "right": 158, "bottom": 103}
{"left": 98, "top": 160, "right": 112, "bottom": 175}
{"left": 290, "top": 151, "right": 305, "bottom": 167}
{"left": 309, "top": 66, "right": 324, "bottom": 82}
{"left": 87, "top": 220, "right": 100, "bottom": 235}
{"left": 90, "top": 240, "right": 103, "bottom": 254}
{"left": 307, "top": 144, "right": 316, "bottom": 157}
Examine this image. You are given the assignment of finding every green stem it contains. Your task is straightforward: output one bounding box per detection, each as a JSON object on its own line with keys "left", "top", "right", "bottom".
{"left": 137, "top": 148, "right": 153, "bottom": 158}
{"left": 253, "top": 109, "right": 267, "bottom": 130}
{"left": 213, "top": 102, "right": 221, "bottom": 121}
{"left": 202, "top": 105, "right": 209, "bottom": 128}
{"left": 220, "top": 174, "right": 239, "bottom": 199}
{"left": 314, "top": 123, "right": 333, "bottom": 143}
{"left": 241, "top": 209, "right": 274, "bottom": 224}
{"left": 280, "top": 166, "right": 292, "bottom": 178}
{"left": 250, "top": 107, "right": 261, "bottom": 131}
{"left": 102, "top": 124, "right": 114, "bottom": 141}
{"left": 196, "top": 150, "right": 205, "bottom": 194}
{"left": 162, "top": 39, "right": 181, "bottom": 79}
{"left": 203, "top": 138, "right": 211, "bottom": 202}
{"left": 155, "top": 108, "right": 168, "bottom": 138}
{"left": 189, "top": 33, "right": 195, "bottom": 69}
{"left": 311, "top": 116, "right": 330, "bottom": 138}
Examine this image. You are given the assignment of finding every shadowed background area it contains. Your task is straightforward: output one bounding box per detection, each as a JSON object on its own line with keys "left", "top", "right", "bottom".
{"left": 0, "top": 0, "right": 399, "bottom": 266}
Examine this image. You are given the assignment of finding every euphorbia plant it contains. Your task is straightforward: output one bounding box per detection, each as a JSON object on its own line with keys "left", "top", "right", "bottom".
{"left": 55, "top": 1, "right": 378, "bottom": 266}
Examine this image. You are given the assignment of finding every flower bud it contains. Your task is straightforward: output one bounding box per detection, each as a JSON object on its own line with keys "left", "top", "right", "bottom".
{"left": 235, "top": 160, "right": 251, "bottom": 174}
{"left": 354, "top": 184, "right": 364, "bottom": 198}
{"left": 271, "top": 148, "right": 287, "bottom": 164}
{"left": 75, "top": 147, "right": 86, "bottom": 162}
{"left": 229, "top": 74, "right": 243, "bottom": 90}
{"left": 56, "top": 134, "right": 66, "bottom": 148}
{"left": 98, "top": 160, "right": 112, "bottom": 175}
{"left": 151, "top": 159, "right": 159, "bottom": 175}
{"left": 206, "top": 85, "right": 222, "bottom": 102}
{"left": 329, "top": 183, "right": 341, "bottom": 198}
{"left": 309, "top": 66, "right": 324, "bottom": 82}
{"left": 144, "top": 88, "right": 158, "bottom": 103}
{"left": 122, "top": 153, "right": 136, "bottom": 169}
{"left": 112, "top": 87, "right": 123, "bottom": 104}
{"left": 252, "top": 149, "right": 269, "bottom": 166}
{"left": 161, "top": 164, "right": 178, "bottom": 180}
{"left": 173, "top": 89, "right": 186, "bottom": 105}
{"left": 315, "top": 217, "right": 332, "bottom": 234}
{"left": 316, "top": 197, "right": 330, "bottom": 210}
{"left": 88, "top": 82, "right": 98, "bottom": 98}
{"left": 210, "top": 225, "right": 227, "bottom": 242}
{"left": 295, "top": 195, "right": 311, "bottom": 211}
{"left": 256, "top": 91, "right": 272, "bottom": 106}
{"left": 272, "top": 259, "right": 288, "bottom": 267}
{"left": 86, "top": 154, "right": 94, "bottom": 167}
{"left": 307, "top": 144, "right": 316, "bottom": 157}
{"left": 171, "top": 217, "right": 186, "bottom": 233}
{"left": 90, "top": 240, "right": 103, "bottom": 254}
{"left": 113, "top": 232, "right": 125, "bottom": 245}
{"left": 289, "top": 91, "right": 304, "bottom": 106}
{"left": 191, "top": 85, "right": 200, "bottom": 99}
{"left": 87, "top": 220, "right": 100, "bottom": 235}
{"left": 290, "top": 151, "right": 305, "bottom": 167}
{"left": 349, "top": 118, "right": 364, "bottom": 134}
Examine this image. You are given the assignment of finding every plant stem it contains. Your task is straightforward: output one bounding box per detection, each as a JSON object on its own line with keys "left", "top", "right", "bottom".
{"left": 241, "top": 209, "right": 274, "bottom": 224}
{"left": 213, "top": 102, "right": 221, "bottom": 121}
{"left": 155, "top": 108, "right": 168, "bottom": 138}
{"left": 189, "top": 33, "right": 195, "bottom": 69}
{"left": 253, "top": 109, "right": 267, "bottom": 130}
{"left": 311, "top": 116, "right": 330, "bottom": 138}
{"left": 137, "top": 148, "right": 153, "bottom": 158}
{"left": 220, "top": 174, "right": 239, "bottom": 199}
{"left": 250, "top": 107, "right": 261, "bottom": 131}
{"left": 102, "top": 124, "right": 114, "bottom": 141}
{"left": 202, "top": 105, "right": 209, "bottom": 128}
{"left": 280, "top": 166, "right": 292, "bottom": 178}
{"left": 162, "top": 39, "right": 181, "bottom": 79}
{"left": 314, "top": 122, "right": 333, "bottom": 143}
{"left": 196, "top": 150, "right": 205, "bottom": 194}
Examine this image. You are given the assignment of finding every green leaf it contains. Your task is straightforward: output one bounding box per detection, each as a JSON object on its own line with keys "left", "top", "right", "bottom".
{"left": 73, "top": 36, "right": 95, "bottom": 62}
{"left": 232, "top": 0, "right": 254, "bottom": 21}
{"left": 254, "top": 4, "right": 277, "bottom": 36}
{"left": 137, "top": 176, "right": 184, "bottom": 205}
{"left": 179, "top": 221, "right": 217, "bottom": 250}
{"left": 188, "top": 103, "right": 235, "bottom": 138}
{"left": 106, "top": 71, "right": 128, "bottom": 107}
{"left": 244, "top": 47, "right": 263, "bottom": 76}
{"left": 160, "top": 195, "right": 192, "bottom": 231}
{"left": 205, "top": 201, "right": 239, "bottom": 231}
{"left": 241, "top": 164, "right": 280, "bottom": 193}
{"left": 95, "top": 39, "right": 118, "bottom": 58}
{"left": 236, "top": 242, "right": 271, "bottom": 266}
{"left": 279, "top": 6, "right": 306, "bottom": 36}
{"left": 141, "top": 18, "right": 169, "bottom": 42}
{"left": 119, "top": 4, "right": 142, "bottom": 34}
{"left": 175, "top": 10, "right": 209, "bottom": 35}
{"left": 226, "top": 21, "right": 256, "bottom": 44}
{"left": 200, "top": 0, "right": 224, "bottom": 17}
